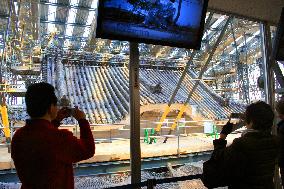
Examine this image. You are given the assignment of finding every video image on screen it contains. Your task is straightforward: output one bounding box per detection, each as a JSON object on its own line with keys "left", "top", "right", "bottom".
{"left": 96, "top": 0, "right": 207, "bottom": 49}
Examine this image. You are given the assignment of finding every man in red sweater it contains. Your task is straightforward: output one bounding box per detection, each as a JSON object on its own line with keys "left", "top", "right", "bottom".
{"left": 11, "top": 82, "right": 95, "bottom": 189}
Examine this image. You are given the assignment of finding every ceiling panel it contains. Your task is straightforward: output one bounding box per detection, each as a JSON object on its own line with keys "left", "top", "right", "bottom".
{"left": 208, "top": 0, "right": 284, "bottom": 25}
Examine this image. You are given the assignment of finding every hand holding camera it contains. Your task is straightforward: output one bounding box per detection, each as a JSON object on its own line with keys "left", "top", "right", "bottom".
{"left": 56, "top": 106, "right": 86, "bottom": 122}
{"left": 56, "top": 107, "right": 71, "bottom": 122}
{"left": 220, "top": 121, "right": 233, "bottom": 135}
{"left": 57, "top": 96, "right": 86, "bottom": 121}
{"left": 71, "top": 107, "right": 86, "bottom": 121}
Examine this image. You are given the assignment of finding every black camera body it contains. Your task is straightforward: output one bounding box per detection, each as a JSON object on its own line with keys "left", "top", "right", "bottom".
{"left": 230, "top": 113, "right": 244, "bottom": 119}
{"left": 65, "top": 107, "right": 76, "bottom": 117}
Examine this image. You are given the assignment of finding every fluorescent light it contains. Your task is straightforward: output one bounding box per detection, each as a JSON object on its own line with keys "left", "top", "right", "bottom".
{"left": 14, "top": 2, "right": 18, "bottom": 14}
{"left": 65, "top": 25, "right": 74, "bottom": 36}
{"left": 48, "top": 4, "right": 56, "bottom": 21}
{"left": 64, "top": 7, "right": 77, "bottom": 36}
{"left": 82, "top": 10, "right": 96, "bottom": 37}
{"left": 91, "top": 0, "right": 98, "bottom": 8}
{"left": 86, "top": 11, "right": 96, "bottom": 25}
{"left": 47, "top": 4, "right": 57, "bottom": 33}
{"left": 229, "top": 30, "right": 260, "bottom": 54}
{"left": 202, "top": 16, "right": 227, "bottom": 40}
{"left": 211, "top": 16, "right": 227, "bottom": 29}
{"left": 70, "top": 0, "right": 80, "bottom": 6}
{"left": 67, "top": 8, "right": 77, "bottom": 24}
{"left": 83, "top": 27, "right": 91, "bottom": 37}
{"left": 48, "top": 23, "right": 57, "bottom": 33}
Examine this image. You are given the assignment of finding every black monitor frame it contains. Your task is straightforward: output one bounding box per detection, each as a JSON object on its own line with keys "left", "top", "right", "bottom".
{"left": 275, "top": 7, "right": 284, "bottom": 61}
{"left": 95, "top": 0, "right": 209, "bottom": 50}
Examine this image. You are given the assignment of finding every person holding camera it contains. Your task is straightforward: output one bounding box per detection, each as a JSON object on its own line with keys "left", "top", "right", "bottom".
{"left": 11, "top": 82, "right": 95, "bottom": 189}
{"left": 202, "top": 101, "right": 279, "bottom": 189}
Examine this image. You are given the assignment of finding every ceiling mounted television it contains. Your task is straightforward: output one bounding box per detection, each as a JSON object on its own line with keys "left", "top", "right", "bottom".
{"left": 96, "top": 0, "right": 209, "bottom": 50}
{"left": 275, "top": 8, "right": 284, "bottom": 61}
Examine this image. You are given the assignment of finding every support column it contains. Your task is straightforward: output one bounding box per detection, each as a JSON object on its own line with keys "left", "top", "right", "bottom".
{"left": 129, "top": 42, "right": 141, "bottom": 187}
{"left": 155, "top": 12, "right": 214, "bottom": 132}
{"left": 261, "top": 23, "right": 275, "bottom": 108}
{"left": 260, "top": 22, "right": 281, "bottom": 189}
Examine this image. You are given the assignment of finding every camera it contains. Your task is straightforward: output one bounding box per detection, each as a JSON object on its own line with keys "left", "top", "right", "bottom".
{"left": 65, "top": 107, "right": 76, "bottom": 117}
{"left": 230, "top": 113, "right": 244, "bottom": 119}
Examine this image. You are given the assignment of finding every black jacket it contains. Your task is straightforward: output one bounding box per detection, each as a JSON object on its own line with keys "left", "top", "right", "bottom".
{"left": 203, "top": 131, "right": 279, "bottom": 189}
{"left": 278, "top": 120, "right": 284, "bottom": 167}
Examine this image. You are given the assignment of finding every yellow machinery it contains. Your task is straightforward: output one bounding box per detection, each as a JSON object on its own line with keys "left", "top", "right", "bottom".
{"left": 153, "top": 16, "right": 232, "bottom": 143}
{"left": 1, "top": 104, "right": 10, "bottom": 138}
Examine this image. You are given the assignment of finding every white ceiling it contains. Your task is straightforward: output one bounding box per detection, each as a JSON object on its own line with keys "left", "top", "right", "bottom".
{"left": 208, "top": 0, "right": 284, "bottom": 25}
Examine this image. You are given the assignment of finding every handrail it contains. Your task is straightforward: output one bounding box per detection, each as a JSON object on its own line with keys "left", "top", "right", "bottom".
{"left": 106, "top": 174, "right": 202, "bottom": 189}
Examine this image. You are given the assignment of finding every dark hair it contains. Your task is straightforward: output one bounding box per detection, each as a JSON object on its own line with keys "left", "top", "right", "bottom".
{"left": 276, "top": 99, "right": 284, "bottom": 115}
{"left": 245, "top": 101, "right": 274, "bottom": 131}
{"left": 25, "top": 82, "right": 57, "bottom": 118}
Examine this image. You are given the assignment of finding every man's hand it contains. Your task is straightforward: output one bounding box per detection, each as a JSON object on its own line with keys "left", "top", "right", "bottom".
{"left": 220, "top": 121, "right": 233, "bottom": 136}
{"left": 72, "top": 107, "right": 86, "bottom": 121}
{"left": 55, "top": 107, "right": 71, "bottom": 122}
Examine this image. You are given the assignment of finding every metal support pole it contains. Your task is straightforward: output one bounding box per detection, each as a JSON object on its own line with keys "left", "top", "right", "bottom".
{"left": 261, "top": 23, "right": 275, "bottom": 107}
{"left": 129, "top": 42, "right": 141, "bottom": 186}
{"left": 260, "top": 22, "right": 281, "bottom": 189}
{"left": 154, "top": 12, "right": 214, "bottom": 133}
{"left": 177, "top": 121, "right": 180, "bottom": 157}
{"left": 163, "top": 16, "right": 232, "bottom": 143}
{"left": 272, "top": 8, "right": 284, "bottom": 88}
{"left": 230, "top": 21, "right": 243, "bottom": 101}
{"left": 185, "top": 17, "right": 232, "bottom": 107}
{"left": 243, "top": 33, "right": 250, "bottom": 104}
{"left": 1, "top": 0, "right": 13, "bottom": 85}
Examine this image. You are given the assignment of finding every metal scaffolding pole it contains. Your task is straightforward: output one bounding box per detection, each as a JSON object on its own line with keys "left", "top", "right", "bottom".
{"left": 129, "top": 42, "right": 141, "bottom": 187}
{"left": 261, "top": 23, "right": 275, "bottom": 106}
{"left": 260, "top": 22, "right": 281, "bottom": 189}
{"left": 243, "top": 33, "right": 251, "bottom": 104}
{"left": 154, "top": 12, "right": 214, "bottom": 134}
{"left": 230, "top": 20, "right": 243, "bottom": 101}
{"left": 163, "top": 16, "right": 232, "bottom": 143}
{"left": 272, "top": 9, "right": 284, "bottom": 88}
{"left": 1, "top": 0, "right": 13, "bottom": 85}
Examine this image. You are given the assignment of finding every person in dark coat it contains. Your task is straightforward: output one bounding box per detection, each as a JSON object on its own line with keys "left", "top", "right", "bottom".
{"left": 11, "top": 82, "right": 95, "bottom": 189}
{"left": 276, "top": 99, "right": 284, "bottom": 187}
{"left": 203, "top": 101, "right": 279, "bottom": 189}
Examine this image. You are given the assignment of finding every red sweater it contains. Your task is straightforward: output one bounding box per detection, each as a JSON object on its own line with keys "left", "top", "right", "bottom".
{"left": 11, "top": 119, "right": 95, "bottom": 189}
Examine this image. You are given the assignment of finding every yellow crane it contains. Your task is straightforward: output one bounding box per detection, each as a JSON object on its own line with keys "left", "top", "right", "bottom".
{"left": 154, "top": 16, "right": 232, "bottom": 144}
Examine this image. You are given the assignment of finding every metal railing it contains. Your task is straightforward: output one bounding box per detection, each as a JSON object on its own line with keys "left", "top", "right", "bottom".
{"left": 106, "top": 174, "right": 203, "bottom": 189}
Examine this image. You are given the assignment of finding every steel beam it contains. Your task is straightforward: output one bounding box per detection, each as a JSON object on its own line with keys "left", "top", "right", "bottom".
{"left": 40, "top": 19, "right": 91, "bottom": 27}
{"left": 39, "top": 1, "right": 96, "bottom": 11}
{"left": 163, "top": 16, "right": 232, "bottom": 144}
{"left": 242, "top": 32, "right": 251, "bottom": 104}
{"left": 129, "top": 42, "right": 141, "bottom": 187}
{"left": 0, "top": 14, "right": 9, "bottom": 19}
{"left": 261, "top": 23, "right": 275, "bottom": 105}
{"left": 41, "top": 33, "right": 89, "bottom": 41}
{"left": 154, "top": 12, "right": 214, "bottom": 134}
{"left": 260, "top": 21, "right": 281, "bottom": 189}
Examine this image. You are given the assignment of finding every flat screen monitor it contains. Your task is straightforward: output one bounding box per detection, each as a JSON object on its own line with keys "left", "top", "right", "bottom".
{"left": 96, "top": 0, "right": 209, "bottom": 50}
{"left": 275, "top": 8, "right": 284, "bottom": 61}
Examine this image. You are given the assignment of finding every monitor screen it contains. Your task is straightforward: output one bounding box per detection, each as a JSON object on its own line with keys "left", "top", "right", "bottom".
{"left": 275, "top": 8, "right": 284, "bottom": 61}
{"left": 96, "top": 0, "right": 209, "bottom": 50}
